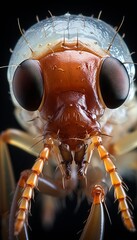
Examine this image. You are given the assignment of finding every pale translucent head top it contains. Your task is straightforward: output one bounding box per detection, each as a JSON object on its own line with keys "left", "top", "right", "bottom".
{"left": 7, "top": 13, "right": 135, "bottom": 107}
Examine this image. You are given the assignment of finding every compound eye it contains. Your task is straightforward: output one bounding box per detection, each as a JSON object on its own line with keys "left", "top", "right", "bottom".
{"left": 12, "top": 59, "right": 44, "bottom": 111}
{"left": 99, "top": 57, "right": 130, "bottom": 109}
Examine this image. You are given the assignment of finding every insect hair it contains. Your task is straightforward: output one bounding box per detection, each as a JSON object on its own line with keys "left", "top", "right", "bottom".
{"left": 107, "top": 16, "right": 125, "bottom": 52}
{"left": 17, "top": 18, "right": 34, "bottom": 54}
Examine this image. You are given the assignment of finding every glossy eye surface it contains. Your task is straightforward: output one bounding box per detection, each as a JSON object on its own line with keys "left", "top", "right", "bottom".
{"left": 12, "top": 59, "right": 44, "bottom": 111}
{"left": 99, "top": 57, "right": 130, "bottom": 109}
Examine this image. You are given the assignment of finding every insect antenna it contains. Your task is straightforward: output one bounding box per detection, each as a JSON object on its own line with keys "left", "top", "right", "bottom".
{"left": 107, "top": 16, "right": 125, "bottom": 52}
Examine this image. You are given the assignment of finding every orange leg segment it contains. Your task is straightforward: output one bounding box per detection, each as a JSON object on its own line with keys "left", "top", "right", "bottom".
{"left": 9, "top": 170, "right": 30, "bottom": 240}
{"left": 0, "top": 132, "right": 29, "bottom": 240}
{"left": 13, "top": 146, "right": 50, "bottom": 236}
{"left": 92, "top": 136, "right": 136, "bottom": 232}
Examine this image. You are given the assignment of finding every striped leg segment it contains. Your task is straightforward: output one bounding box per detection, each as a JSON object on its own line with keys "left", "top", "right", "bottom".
{"left": 14, "top": 146, "right": 50, "bottom": 236}
{"left": 92, "top": 136, "right": 136, "bottom": 232}
{"left": 9, "top": 170, "right": 30, "bottom": 240}
{"left": 0, "top": 133, "right": 28, "bottom": 240}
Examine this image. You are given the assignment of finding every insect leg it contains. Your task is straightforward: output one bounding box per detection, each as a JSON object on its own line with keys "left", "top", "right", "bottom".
{"left": 1, "top": 128, "right": 42, "bottom": 157}
{"left": 0, "top": 137, "right": 15, "bottom": 239}
{"left": 9, "top": 170, "right": 31, "bottom": 240}
{"left": 0, "top": 129, "right": 62, "bottom": 239}
{"left": 36, "top": 175, "right": 67, "bottom": 228}
{"left": 12, "top": 146, "right": 50, "bottom": 236}
{"left": 0, "top": 131, "right": 29, "bottom": 240}
{"left": 80, "top": 185, "right": 105, "bottom": 240}
{"left": 0, "top": 128, "right": 44, "bottom": 239}
{"left": 110, "top": 128, "right": 137, "bottom": 156}
{"left": 92, "top": 136, "right": 136, "bottom": 232}
{"left": 38, "top": 175, "right": 66, "bottom": 197}
{"left": 9, "top": 170, "right": 65, "bottom": 240}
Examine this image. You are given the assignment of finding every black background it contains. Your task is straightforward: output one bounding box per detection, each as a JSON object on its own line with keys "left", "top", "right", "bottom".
{"left": 0, "top": 1, "right": 137, "bottom": 240}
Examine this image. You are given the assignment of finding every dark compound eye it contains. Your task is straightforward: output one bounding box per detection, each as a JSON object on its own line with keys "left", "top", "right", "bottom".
{"left": 99, "top": 57, "right": 130, "bottom": 109}
{"left": 12, "top": 59, "right": 44, "bottom": 111}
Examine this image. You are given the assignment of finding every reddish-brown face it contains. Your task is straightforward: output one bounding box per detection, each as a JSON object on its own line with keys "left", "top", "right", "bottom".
{"left": 12, "top": 43, "right": 130, "bottom": 152}
{"left": 11, "top": 43, "right": 131, "bottom": 179}
{"left": 39, "top": 50, "right": 104, "bottom": 148}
